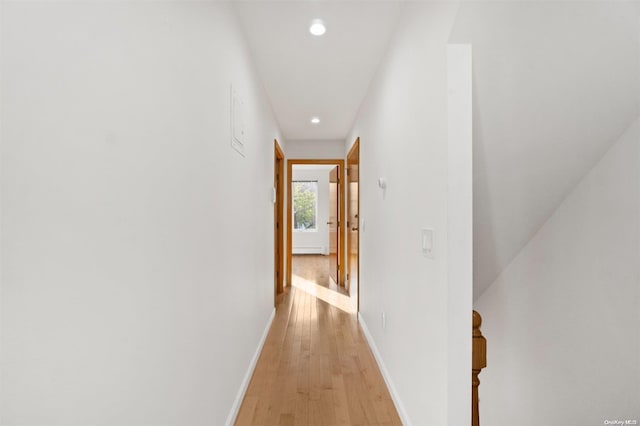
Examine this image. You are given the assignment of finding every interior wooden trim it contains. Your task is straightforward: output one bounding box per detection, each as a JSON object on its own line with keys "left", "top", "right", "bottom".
{"left": 274, "top": 140, "right": 285, "bottom": 307}
{"left": 346, "top": 137, "right": 360, "bottom": 161}
{"left": 287, "top": 159, "right": 346, "bottom": 288}
{"left": 275, "top": 139, "right": 285, "bottom": 159}
{"left": 346, "top": 137, "right": 360, "bottom": 312}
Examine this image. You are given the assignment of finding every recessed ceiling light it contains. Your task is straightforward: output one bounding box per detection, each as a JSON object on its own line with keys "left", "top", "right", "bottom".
{"left": 311, "top": 117, "right": 320, "bottom": 124}
{"left": 309, "top": 19, "right": 326, "bottom": 36}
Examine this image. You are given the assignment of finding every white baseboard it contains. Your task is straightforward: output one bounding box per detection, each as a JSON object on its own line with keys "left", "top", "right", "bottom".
{"left": 225, "top": 308, "right": 276, "bottom": 426}
{"left": 358, "top": 313, "right": 412, "bottom": 426}
{"left": 292, "top": 247, "right": 325, "bottom": 255}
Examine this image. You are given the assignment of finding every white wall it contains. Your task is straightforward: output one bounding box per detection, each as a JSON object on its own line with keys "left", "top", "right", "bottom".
{"left": 285, "top": 139, "right": 345, "bottom": 159}
{"left": 475, "top": 117, "right": 640, "bottom": 425}
{"left": 446, "top": 44, "right": 473, "bottom": 426}
{"left": 291, "top": 167, "right": 330, "bottom": 255}
{"left": 0, "top": 2, "right": 281, "bottom": 425}
{"left": 345, "top": 3, "right": 472, "bottom": 425}
{"left": 449, "top": 1, "right": 640, "bottom": 298}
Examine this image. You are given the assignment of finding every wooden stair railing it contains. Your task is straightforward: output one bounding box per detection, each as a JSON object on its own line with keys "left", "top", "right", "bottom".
{"left": 472, "top": 311, "right": 487, "bottom": 426}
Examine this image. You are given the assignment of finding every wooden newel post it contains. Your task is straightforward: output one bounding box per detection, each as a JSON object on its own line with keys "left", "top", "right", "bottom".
{"left": 472, "top": 311, "right": 486, "bottom": 426}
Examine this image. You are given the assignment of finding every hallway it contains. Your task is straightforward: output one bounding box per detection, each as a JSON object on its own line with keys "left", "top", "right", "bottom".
{"left": 2, "top": 1, "right": 638, "bottom": 425}
{"left": 235, "top": 286, "right": 400, "bottom": 426}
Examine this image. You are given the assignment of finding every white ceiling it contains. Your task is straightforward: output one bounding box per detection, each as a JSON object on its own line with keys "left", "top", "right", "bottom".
{"left": 450, "top": 1, "right": 640, "bottom": 298}
{"left": 234, "top": 1, "right": 402, "bottom": 140}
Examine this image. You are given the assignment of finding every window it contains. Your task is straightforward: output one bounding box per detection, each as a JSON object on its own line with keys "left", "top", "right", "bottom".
{"left": 293, "top": 181, "right": 318, "bottom": 231}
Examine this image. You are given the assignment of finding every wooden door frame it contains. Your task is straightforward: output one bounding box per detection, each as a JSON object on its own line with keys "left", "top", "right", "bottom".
{"left": 347, "top": 138, "right": 360, "bottom": 312}
{"left": 287, "top": 159, "right": 345, "bottom": 288}
{"left": 274, "top": 140, "right": 285, "bottom": 306}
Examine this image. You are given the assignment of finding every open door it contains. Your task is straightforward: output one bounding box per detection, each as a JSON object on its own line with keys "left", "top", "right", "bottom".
{"left": 347, "top": 138, "right": 360, "bottom": 309}
{"left": 328, "top": 166, "right": 339, "bottom": 285}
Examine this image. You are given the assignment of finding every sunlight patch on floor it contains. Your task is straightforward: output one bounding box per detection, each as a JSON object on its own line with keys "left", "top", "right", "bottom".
{"left": 292, "top": 274, "right": 356, "bottom": 313}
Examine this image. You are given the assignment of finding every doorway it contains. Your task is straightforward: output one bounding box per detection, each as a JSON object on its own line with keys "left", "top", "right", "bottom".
{"left": 274, "top": 140, "right": 285, "bottom": 307}
{"left": 287, "top": 159, "right": 352, "bottom": 311}
{"left": 347, "top": 138, "right": 360, "bottom": 312}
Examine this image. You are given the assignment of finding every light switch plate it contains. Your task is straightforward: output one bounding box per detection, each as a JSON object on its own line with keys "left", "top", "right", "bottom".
{"left": 422, "top": 228, "right": 434, "bottom": 258}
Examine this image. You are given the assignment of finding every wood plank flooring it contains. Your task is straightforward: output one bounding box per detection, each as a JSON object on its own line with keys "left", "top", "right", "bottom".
{"left": 235, "top": 287, "right": 402, "bottom": 426}
{"left": 292, "top": 254, "right": 348, "bottom": 296}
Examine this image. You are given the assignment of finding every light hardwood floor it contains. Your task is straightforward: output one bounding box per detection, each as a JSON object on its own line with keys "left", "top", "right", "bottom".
{"left": 291, "top": 254, "right": 348, "bottom": 296}
{"left": 291, "top": 255, "right": 354, "bottom": 313}
{"left": 235, "top": 287, "right": 402, "bottom": 426}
